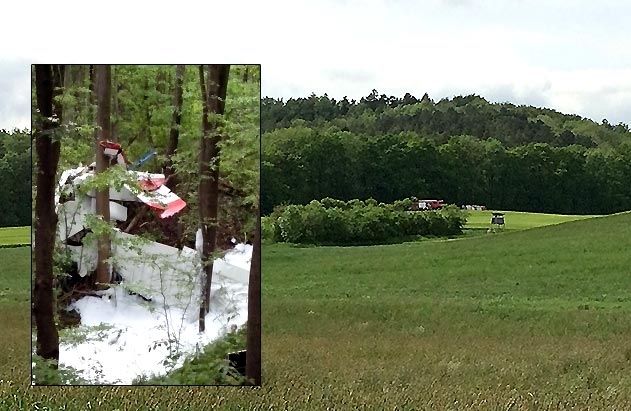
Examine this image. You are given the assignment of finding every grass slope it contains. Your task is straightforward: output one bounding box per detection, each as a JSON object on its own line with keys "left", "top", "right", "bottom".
{"left": 0, "top": 226, "right": 30, "bottom": 245}
{"left": 260, "top": 212, "right": 631, "bottom": 408}
{"left": 3, "top": 214, "right": 631, "bottom": 409}
{"left": 0, "top": 247, "right": 31, "bottom": 398}
{"left": 465, "top": 210, "right": 599, "bottom": 231}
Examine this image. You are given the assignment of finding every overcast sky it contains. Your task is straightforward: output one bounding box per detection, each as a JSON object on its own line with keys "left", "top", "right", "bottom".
{"left": 2, "top": 0, "right": 630, "bottom": 129}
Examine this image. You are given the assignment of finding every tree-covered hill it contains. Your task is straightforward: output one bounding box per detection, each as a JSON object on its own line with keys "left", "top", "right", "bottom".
{"left": 262, "top": 91, "right": 631, "bottom": 148}
{"left": 262, "top": 92, "right": 631, "bottom": 216}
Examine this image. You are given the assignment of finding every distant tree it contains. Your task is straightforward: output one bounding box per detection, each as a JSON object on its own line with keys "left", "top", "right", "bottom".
{"left": 554, "top": 129, "right": 576, "bottom": 146}
{"left": 0, "top": 131, "right": 31, "bottom": 227}
{"left": 420, "top": 92, "right": 433, "bottom": 104}
{"left": 401, "top": 92, "right": 420, "bottom": 106}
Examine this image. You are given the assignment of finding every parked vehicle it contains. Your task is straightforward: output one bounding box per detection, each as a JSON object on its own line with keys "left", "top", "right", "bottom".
{"left": 462, "top": 204, "right": 487, "bottom": 211}
{"left": 410, "top": 198, "right": 445, "bottom": 211}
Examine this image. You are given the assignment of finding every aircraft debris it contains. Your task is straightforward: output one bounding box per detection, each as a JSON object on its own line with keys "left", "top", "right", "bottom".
{"left": 55, "top": 142, "right": 250, "bottom": 309}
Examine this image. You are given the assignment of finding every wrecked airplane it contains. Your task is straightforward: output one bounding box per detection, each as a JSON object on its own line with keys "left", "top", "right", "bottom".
{"left": 55, "top": 141, "right": 250, "bottom": 310}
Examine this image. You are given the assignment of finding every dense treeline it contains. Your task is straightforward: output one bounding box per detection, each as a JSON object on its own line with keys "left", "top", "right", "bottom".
{"left": 0, "top": 130, "right": 31, "bottom": 227}
{"left": 263, "top": 199, "right": 466, "bottom": 245}
{"left": 262, "top": 91, "right": 631, "bottom": 148}
{"left": 262, "top": 127, "right": 631, "bottom": 215}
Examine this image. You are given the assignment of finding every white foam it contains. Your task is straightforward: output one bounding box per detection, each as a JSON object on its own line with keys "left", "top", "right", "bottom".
{"left": 56, "top": 245, "right": 252, "bottom": 385}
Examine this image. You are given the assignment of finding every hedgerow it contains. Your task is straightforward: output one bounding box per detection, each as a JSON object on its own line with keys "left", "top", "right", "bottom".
{"left": 265, "top": 198, "right": 466, "bottom": 245}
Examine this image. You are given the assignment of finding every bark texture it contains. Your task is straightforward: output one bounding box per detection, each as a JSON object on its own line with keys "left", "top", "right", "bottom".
{"left": 33, "top": 64, "right": 64, "bottom": 362}
{"left": 198, "top": 65, "right": 230, "bottom": 332}
{"left": 94, "top": 65, "right": 112, "bottom": 286}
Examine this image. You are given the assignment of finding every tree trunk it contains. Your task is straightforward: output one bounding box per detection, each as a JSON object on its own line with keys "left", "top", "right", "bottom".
{"left": 89, "top": 65, "right": 97, "bottom": 136}
{"left": 63, "top": 66, "right": 74, "bottom": 126}
{"left": 95, "top": 65, "right": 112, "bottom": 287}
{"left": 198, "top": 64, "right": 230, "bottom": 333}
{"left": 33, "top": 64, "right": 64, "bottom": 363}
{"left": 245, "top": 208, "right": 261, "bottom": 385}
{"left": 111, "top": 66, "right": 119, "bottom": 142}
{"left": 144, "top": 76, "right": 154, "bottom": 147}
{"left": 164, "top": 64, "right": 185, "bottom": 189}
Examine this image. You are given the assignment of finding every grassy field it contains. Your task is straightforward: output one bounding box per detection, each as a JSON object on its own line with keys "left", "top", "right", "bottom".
{"left": 464, "top": 210, "right": 599, "bottom": 231}
{"left": 4, "top": 213, "right": 631, "bottom": 408}
{"left": 0, "top": 226, "right": 30, "bottom": 245}
{"left": 0, "top": 247, "right": 32, "bottom": 403}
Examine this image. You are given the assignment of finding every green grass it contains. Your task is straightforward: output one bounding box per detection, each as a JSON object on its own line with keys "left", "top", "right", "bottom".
{"left": 0, "top": 246, "right": 32, "bottom": 400}
{"left": 0, "top": 247, "right": 30, "bottom": 304}
{"left": 465, "top": 210, "right": 599, "bottom": 231}
{"left": 0, "top": 226, "right": 30, "bottom": 245}
{"left": 5, "top": 214, "right": 631, "bottom": 408}
{"left": 259, "top": 212, "right": 631, "bottom": 408}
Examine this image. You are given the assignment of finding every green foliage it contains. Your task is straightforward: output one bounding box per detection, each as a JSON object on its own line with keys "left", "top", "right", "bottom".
{"left": 263, "top": 126, "right": 631, "bottom": 215}
{"left": 132, "top": 326, "right": 247, "bottom": 385}
{"left": 261, "top": 216, "right": 275, "bottom": 242}
{"left": 31, "top": 355, "right": 87, "bottom": 385}
{"left": 262, "top": 92, "right": 631, "bottom": 148}
{"left": 58, "top": 324, "right": 115, "bottom": 347}
{"left": 76, "top": 165, "right": 140, "bottom": 195}
{"left": 0, "top": 130, "right": 31, "bottom": 227}
{"left": 269, "top": 198, "right": 466, "bottom": 245}
{"left": 52, "top": 65, "right": 260, "bottom": 243}
{"left": 262, "top": 92, "right": 631, "bottom": 216}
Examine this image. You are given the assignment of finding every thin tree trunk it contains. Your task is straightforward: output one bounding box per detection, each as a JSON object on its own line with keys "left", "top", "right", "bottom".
{"left": 111, "top": 66, "right": 118, "bottom": 142}
{"left": 63, "top": 66, "right": 74, "bottom": 126}
{"left": 164, "top": 64, "right": 185, "bottom": 189}
{"left": 95, "top": 65, "right": 112, "bottom": 287}
{"left": 144, "top": 76, "right": 154, "bottom": 147}
{"left": 245, "top": 208, "right": 261, "bottom": 385}
{"left": 89, "top": 65, "right": 95, "bottom": 107}
{"left": 33, "top": 64, "right": 64, "bottom": 363}
{"left": 198, "top": 65, "right": 230, "bottom": 333}
{"left": 198, "top": 65, "right": 211, "bottom": 333}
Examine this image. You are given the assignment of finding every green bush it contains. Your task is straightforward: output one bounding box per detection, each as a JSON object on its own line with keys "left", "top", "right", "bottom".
{"left": 261, "top": 216, "right": 275, "bottom": 242}
{"left": 268, "top": 198, "right": 466, "bottom": 245}
{"left": 31, "top": 355, "right": 88, "bottom": 385}
{"left": 133, "top": 327, "right": 247, "bottom": 385}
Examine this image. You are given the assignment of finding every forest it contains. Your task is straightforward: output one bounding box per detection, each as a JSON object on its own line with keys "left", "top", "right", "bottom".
{"left": 31, "top": 64, "right": 261, "bottom": 385}
{"left": 0, "top": 129, "right": 30, "bottom": 227}
{"left": 262, "top": 92, "right": 631, "bottom": 215}
{"left": 50, "top": 65, "right": 260, "bottom": 246}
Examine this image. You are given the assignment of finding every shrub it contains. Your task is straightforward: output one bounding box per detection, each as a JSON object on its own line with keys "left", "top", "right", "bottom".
{"left": 440, "top": 204, "right": 468, "bottom": 233}
{"left": 261, "top": 216, "right": 275, "bottom": 242}
{"left": 268, "top": 198, "right": 466, "bottom": 245}
{"left": 392, "top": 198, "right": 414, "bottom": 211}
{"left": 277, "top": 205, "right": 304, "bottom": 244}
{"left": 320, "top": 197, "right": 347, "bottom": 209}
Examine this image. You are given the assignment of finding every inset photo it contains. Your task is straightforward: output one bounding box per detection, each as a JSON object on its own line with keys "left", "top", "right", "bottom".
{"left": 31, "top": 64, "right": 260, "bottom": 386}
